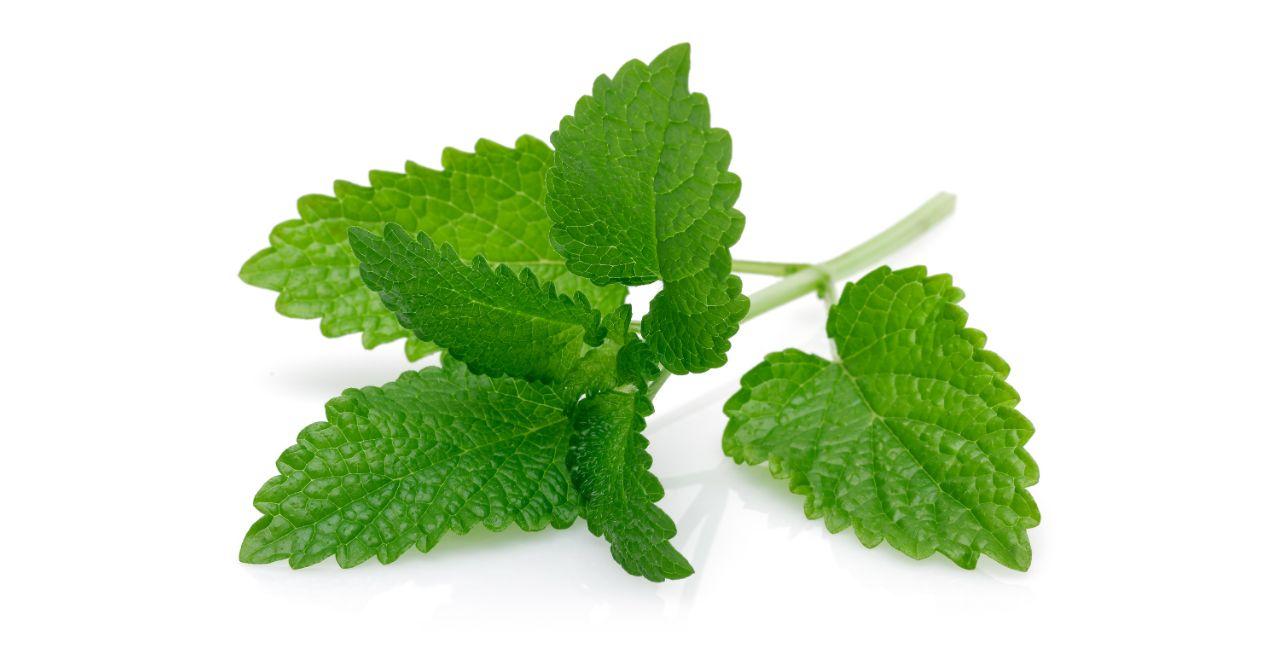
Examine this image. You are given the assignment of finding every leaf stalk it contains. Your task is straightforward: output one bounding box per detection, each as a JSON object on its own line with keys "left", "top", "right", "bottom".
{"left": 731, "top": 259, "right": 811, "bottom": 276}
{"left": 742, "top": 192, "right": 956, "bottom": 322}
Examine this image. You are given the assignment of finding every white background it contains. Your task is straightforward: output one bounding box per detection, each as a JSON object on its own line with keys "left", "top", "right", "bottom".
{"left": 3, "top": 1, "right": 1270, "bottom": 663}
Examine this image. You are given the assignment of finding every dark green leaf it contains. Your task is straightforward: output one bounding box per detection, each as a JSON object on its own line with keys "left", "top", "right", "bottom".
{"left": 569, "top": 390, "right": 692, "bottom": 581}
{"left": 350, "top": 224, "right": 605, "bottom": 384}
{"left": 547, "top": 44, "right": 747, "bottom": 374}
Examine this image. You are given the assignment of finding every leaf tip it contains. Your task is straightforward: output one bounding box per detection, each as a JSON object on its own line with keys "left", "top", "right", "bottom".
{"left": 345, "top": 227, "right": 383, "bottom": 262}
{"left": 238, "top": 247, "right": 279, "bottom": 289}
{"left": 656, "top": 42, "right": 691, "bottom": 66}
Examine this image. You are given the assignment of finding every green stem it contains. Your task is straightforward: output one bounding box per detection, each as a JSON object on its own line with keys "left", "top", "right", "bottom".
{"left": 637, "top": 193, "right": 954, "bottom": 397}
{"left": 731, "top": 259, "right": 811, "bottom": 276}
{"left": 743, "top": 192, "right": 955, "bottom": 322}
{"left": 647, "top": 369, "right": 672, "bottom": 398}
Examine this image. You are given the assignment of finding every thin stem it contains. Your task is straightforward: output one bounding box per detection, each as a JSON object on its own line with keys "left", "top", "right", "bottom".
{"left": 743, "top": 192, "right": 955, "bottom": 322}
{"left": 731, "top": 259, "right": 811, "bottom": 276}
{"left": 646, "top": 369, "right": 671, "bottom": 398}
{"left": 635, "top": 193, "right": 954, "bottom": 397}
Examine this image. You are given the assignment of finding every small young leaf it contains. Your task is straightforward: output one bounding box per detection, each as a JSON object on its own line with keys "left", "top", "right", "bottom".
{"left": 569, "top": 390, "right": 693, "bottom": 581}
{"left": 560, "top": 305, "right": 663, "bottom": 397}
{"left": 240, "top": 364, "right": 579, "bottom": 569}
{"left": 239, "top": 136, "right": 626, "bottom": 358}
{"left": 723, "top": 266, "right": 1038, "bottom": 570}
{"left": 350, "top": 224, "right": 607, "bottom": 384}
{"left": 547, "top": 43, "right": 747, "bottom": 374}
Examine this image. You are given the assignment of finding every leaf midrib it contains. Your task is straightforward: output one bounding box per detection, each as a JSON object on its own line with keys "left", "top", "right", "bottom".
{"left": 834, "top": 360, "right": 1015, "bottom": 559}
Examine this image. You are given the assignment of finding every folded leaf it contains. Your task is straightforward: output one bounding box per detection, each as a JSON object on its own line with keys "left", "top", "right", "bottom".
{"left": 240, "top": 364, "right": 578, "bottom": 569}
{"left": 561, "top": 305, "right": 663, "bottom": 397}
{"left": 239, "top": 136, "right": 626, "bottom": 359}
{"left": 350, "top": 224, "right": 605, "bottom": 384}
{"left": 547, "top": 43, "right": 747, "bottom": 374}
{"left": 568, "top": 390, "right": 692, "bottom": 581}
{"left": 723, "top": 266, "right": 1039, "bottom": 570}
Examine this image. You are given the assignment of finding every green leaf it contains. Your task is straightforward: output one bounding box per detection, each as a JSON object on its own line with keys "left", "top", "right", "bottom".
{"left": 568, "top": 390, "right": 692, "bottom": 581}
{"left": 349, "top": 224, "right": 605, "bottom": 384}
{"left": 722, "top": 266, "right": 1039, "bottom": 570}
{"left": 404, "top": 338, "right": 441, "bottom": 362}
{"left": 547, "top": 43, "right": 747, "bottom": 375}
{"left": 239, "top": 135, "right": 627, "bottom": 358}
{"left": 240, "top": 364, "right": 579, "bottom": 569}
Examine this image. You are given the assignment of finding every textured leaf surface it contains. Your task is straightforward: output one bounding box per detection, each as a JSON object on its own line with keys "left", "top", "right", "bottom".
{"left": 240, "top": 364, "right": 578, "bottom": 569}
{"left": 239, "top": 136, "right": 626, "bottom": 358}
{"left": 723, "top": 266, "right": 1039, "bottom": 570}
{"left": 569, "top": 390, "right": 692, "bottom": 581}
{"left": 547, "top": 44, "right": 747, "bottom": 374}
{"left": 350, "top": 224, "right": 605, "bottom": 384}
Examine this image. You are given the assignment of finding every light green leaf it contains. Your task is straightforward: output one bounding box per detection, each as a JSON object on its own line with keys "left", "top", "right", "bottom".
{"left": 240, "top": 364, "right": 579, "bottom": 569}
{"left": 569, "top": 390, "right": 692, "bottom": 581}
{"left": 239, "top": 136, "right": 627, "bottom": 358}
{"left": 349, "top": 224, "right": 605, "bottom": 384}
{"left": 404, "top": 338, "right": 441, "bottom": 362}
{"left": 547, "top": 43, "right": 747, "bottom": 375}
{"left": 723, "top": 266, "right": 1039, "bottom": 570}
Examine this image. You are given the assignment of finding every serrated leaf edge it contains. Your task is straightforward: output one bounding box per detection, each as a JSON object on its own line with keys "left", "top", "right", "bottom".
{"left": 723, "top": 265, "right": 1039, "bottom": 571}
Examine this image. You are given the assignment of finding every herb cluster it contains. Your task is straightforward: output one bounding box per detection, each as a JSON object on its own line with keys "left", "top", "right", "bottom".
{"left": 239, "top": 44, "right": 1038, "bottom": 580}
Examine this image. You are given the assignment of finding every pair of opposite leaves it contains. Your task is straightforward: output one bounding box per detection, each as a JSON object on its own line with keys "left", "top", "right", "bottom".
{"left": 240, "top": 44, "right": 1039, "bottom": 580}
